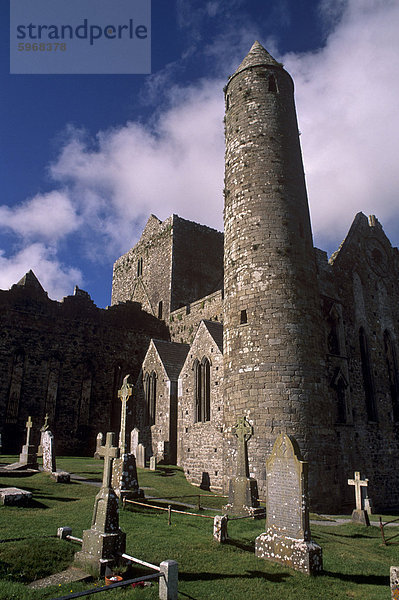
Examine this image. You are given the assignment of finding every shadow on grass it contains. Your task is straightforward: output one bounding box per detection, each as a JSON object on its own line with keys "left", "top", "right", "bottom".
{"left": 180, "top": 569, "right": 291, "bottom": 584}
{"left": 154, "top": 467, "right": 179, "bottom": 477}
{"left": 226, "top": 538, "right": 255, "bottom": 552}
{"left": 323, "top": 570, "right": 389, "bottom": 586}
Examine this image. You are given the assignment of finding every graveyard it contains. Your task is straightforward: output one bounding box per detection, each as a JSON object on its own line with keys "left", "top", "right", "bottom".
{"left": 0, "top": 451, "right": 398, "bottom": 600}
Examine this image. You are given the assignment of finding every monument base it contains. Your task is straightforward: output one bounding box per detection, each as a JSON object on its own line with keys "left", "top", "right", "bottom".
{"left": 223, "top": 476, "right": 263, "bottom": 518}
{"left": 255, "top": 529, "right": 323, "bottom": 575}
{"left": 111, "top": 454, "right": 143, "bottom": 500}
{"left": 74, "top": 528, "right": 126, "bottom": 576}
{"left": 351, "top": 508, "right": 370, "bottom": 526}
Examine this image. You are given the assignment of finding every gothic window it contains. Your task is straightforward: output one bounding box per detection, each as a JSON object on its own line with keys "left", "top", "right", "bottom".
{"left": 359, "top": 327, "right": 377, "bottom": 421}
{"left": 384, "top": 330, "right": 399, "bottom": 421}
{"left": 79, "top": 373, "right": 92, "bottom": 426}
{"left": 331, "top": 369, "right": 348, "bottom": 424}
{"left": 327, "top": 311, "right": 340, "bottom": 355}
{"left": 6, "top": 350, "right": 25, "bottom": 424}
{"left": 137, "top": 257, "right": 143, "bottom": 277}
{"left": 45, "top": 358, "right": 61, "bottom": 422}
{"left": 194, "top": 357, "right": 211, "bottom": 423}
{"left": 144, "top": 371, "right": 157, "bottom": 425}
{"left": 268, "top": 74, "right": 278, "bottom": 92}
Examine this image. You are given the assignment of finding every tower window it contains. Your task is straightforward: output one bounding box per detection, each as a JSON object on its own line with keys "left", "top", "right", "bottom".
{"left": 359, "top": 328, "right": 377, "bottom": 421}
{"left": 194, "top": 357, "right": 210, "bottom": 423}
{"left": 144, "top": 371, "right": 157, "bottom": 425}
{"left": 158, "top": 301, "right": 163, "bottom": 320}
{"left": 268, "top": 74, "right": 278, "bottom": 92}
{"left": 240, "top": 309, "right": 248, "bottom": 324}
{"left": 384, "top": 330, "right": 399, "bottom": 421}
{"left": 137, "top": 257, "right": 143, "bottom": 277}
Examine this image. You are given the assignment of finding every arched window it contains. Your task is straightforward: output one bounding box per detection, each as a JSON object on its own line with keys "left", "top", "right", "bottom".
{"left": 144, "top": 371, "right": 157, "bottom": 425}
{"left": 359, "top": 327, "right": 377, "bottom": 421}
{"left": 384, "top": 330, "right": 399, "bottom": 421}
{"left": 194, "top": 357, "right": 210, "bottom": 423}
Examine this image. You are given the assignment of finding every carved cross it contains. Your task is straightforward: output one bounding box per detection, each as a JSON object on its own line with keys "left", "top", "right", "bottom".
{"left": 25, "top": 416, "right": 33, "bottom": 446}
{"left": 233, "top": 416, "right": 253, "bottom": 478}
{"left": 99, "top": 432, "right": 119, "bottom": 489}
{"left": 118, "top": 374, "right": 133, "bottom": 453}
{"left": 41, "top": 413, "right": 49, "bottom": 432}
{"left": 348, "top": 471, "right": 368, "bottom": 510}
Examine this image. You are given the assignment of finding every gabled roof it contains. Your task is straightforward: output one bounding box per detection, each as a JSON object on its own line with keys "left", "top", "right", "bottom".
{"left": 152, "top": 339, "right": 190, "bottom": 381}
{"left": 202, "top": 320, "right": 223, "bottom": 353}
{"left": 15, "top": 270, "right": 45, "bottom": 292}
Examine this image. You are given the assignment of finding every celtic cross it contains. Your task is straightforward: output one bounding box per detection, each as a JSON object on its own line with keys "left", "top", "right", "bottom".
{"left": 25, "top": 416, "right": 33, "bottom": 446}
{"left": 233, "top": 416, "right": 253, "bottom": 478}
{"left": 118, "top": 374, "right": 133, "bottom": 453}
{"left": 99, "top": 432, "right": 120, "bottom": 489}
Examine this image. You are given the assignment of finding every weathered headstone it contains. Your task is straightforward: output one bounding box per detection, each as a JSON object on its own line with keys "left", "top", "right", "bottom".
{"left": 255, "top": 433, "right": 323, "bottom": 575}
{"left": 37, "top": 413, "right": 49, "bottom": 457}
{"left": 42, "top": 430, "right": 57, "bottom": 473}
{"left": 348, "top": 471, "right": 370, "bottom": 526}
{"left": 130, "top": 427, "right": 139, "bottom": 456}
{"left": 224, "top": 416, "right": 263, "bottom": 517}
{"left": 5, "top": 416, "right": 38, "bottom": 470}
{"left": 364, "top": 496, "right": 373, "bottom": 515}
{"left": 136, "top": 443, "right": 146, "bottom": 468}
{"left": 150, "top": 456, "right": 157, "bottom": 471}
{"left": 390, "top": 566, "right": 399, "bottom": 600}
{"left": 111, "top": 375, "right": 143, "bottom": 499}
{"left": 0, "top": 487, "right": 32, "bottom": 506}
{"left": 213, "top": 515, "right": 228, "bottom": 543}
{"left": 75, "top": 432, "right": 126, "bottom": 576}
{"left": 94, "top": 432, "right": 103, "bottom": 459}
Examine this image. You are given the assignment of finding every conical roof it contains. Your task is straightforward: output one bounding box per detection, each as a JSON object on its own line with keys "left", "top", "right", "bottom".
{"left": 233, "top": 41, "right": 281, "bottom": 77}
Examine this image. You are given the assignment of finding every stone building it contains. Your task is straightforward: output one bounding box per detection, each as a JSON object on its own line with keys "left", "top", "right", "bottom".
{"left": 2, "top": 42, "right": 399, "bottom": 512}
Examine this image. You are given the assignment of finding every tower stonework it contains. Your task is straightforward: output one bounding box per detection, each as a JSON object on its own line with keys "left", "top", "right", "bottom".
{"left": 223, "top": 42, "right": 335, "bottom": 509}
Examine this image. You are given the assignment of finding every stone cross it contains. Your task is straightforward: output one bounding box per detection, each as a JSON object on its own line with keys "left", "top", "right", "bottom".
{"left": 348, "top": 471, "right": 368, "bottom": 510}
{"left": 118, "top": 374, "right": 133, "bottom": 453}
{"left": 99, "top": 432, "right": 120, "bottom": 489}
{"left": 25, "top": 416, "right": 33, "bottom": 446}
{"left": 233, "top": 416, "right": 253, "bottom": 478}
{"left": 40, "top": 413, "right": 49, "bottom": 432}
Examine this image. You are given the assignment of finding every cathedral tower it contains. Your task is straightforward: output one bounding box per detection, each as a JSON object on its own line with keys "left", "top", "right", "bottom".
{"left": 223, "top": 42, "right": 332, "bottom": 507}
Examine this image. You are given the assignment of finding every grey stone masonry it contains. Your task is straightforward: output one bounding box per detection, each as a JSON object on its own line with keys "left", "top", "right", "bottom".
{"left": 223, "top": 41, "right": 335, "bottom": 509}
{"left": 390, "top": 567, "right": 399, "bottom": 600}
{"left": 255, "top": 433, "right": 322, "bottom": 575}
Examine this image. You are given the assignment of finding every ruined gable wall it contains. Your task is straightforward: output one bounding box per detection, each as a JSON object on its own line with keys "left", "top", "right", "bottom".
{"left": 177, "top": 324, "right": 224, "bottom": 491}
{"left": 330, "top": 214, "right": 399, "bottom": 510}
{"left": 0, "top": 285, "right": 168, "bottom": 455}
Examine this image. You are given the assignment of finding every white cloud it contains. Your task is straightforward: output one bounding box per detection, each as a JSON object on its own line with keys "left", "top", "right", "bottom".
{"left": 0, "top": 243, "right": 82, "bottom": 300}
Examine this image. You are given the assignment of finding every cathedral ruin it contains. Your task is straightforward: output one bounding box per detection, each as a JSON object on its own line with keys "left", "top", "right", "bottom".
{"left": 1, "top": 42, "right": 399, "bottom": 512}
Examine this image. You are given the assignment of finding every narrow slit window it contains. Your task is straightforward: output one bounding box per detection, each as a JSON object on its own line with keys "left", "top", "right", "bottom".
{"left": 137, "top": 257, "right": 143, "bottom": 277}
{"left": 158, "top": 301, "right": 163, "bottom": 320}
{"left": 240, "top": 309, "right": 247, "bottom": 324}
{"left": 268, "top": 75, "right": 277, "bottom": 92}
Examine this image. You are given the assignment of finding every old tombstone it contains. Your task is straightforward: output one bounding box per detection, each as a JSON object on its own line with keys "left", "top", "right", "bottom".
{"left": 391, "top": 566, "right": 399, "bottom": 600}
{"left": 255, "top": 433, "right": 323, "bottom": 575}
{"left": 0, "top": 487, "right": 32, "bottom": 506}
{"left": 42, "top": 430, "right": 57, "bottom": 473}
{"left": 111, "top": 375, "right": 143, "bottom": 499}
{"left": 75, "top": 432, "right": 126, "bottom": 576}
{"left": 150, "top": 456, "right": 157, "bottom": 471}
{"left": 348, "top": 471, "right": 370, "bottom": 526}
{"left": 4, "top": 416, "right": 38, "bottom": 470}
{"left": 94, "top": 432, "right": 104, "bottom": 459}
{"left": 37, "top": 413, "right": 49, "bottom": 457}
{"left": 130, "top": 427, "right": 139, "bottom": 456}
{"left": 136, "top": 443, "right": 146, "bottom": 468}
{"left": 213, "top": 515, "right": 228, "bottom": 543}
{"left": 224, "top": 416, "right": 263, "bottom": 517}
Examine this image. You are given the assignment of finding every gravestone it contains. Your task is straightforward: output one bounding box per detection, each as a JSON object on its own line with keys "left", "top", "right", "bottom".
{"left": 213, "top": 515, "right": 228, "bottom": 543}
{"left": 224, "top": 416, "right": 263, "bottom": 517}
{"left": 150, "top": 456, "right": 157, "bottom": 471}
{"left": 111, "top": 375, "right": 143, "bottom": 499}
{"left": 130, "top": 427, "right": 139, "bottom": 457}
{"left": 94, "top": 432, "right": 103, "bottom": 459}
{"left": 37, "top": 413, "right": 49, "bottom": 457}
{"left": 0, "top": 487, "right": 32, "bottom": 506}
{"left": 255, "top": 433, "right": 323, "bottom": 575}
{"left": 5, "top": 416, "right": 38, "bottom": 470}
{"left": 42, "top": 430, "right": 57, "bottom": 473}
{"left": 348, "top": 471, "right": 370, "bottom": 526}
{"left": 136, "top": 443, "right": 146, "bottom": 468}
{"left": 390, "top": 566, "right": 399, "bottom": 600}
{"left": 75, "top": 432, "right": 126, "bottom": 576}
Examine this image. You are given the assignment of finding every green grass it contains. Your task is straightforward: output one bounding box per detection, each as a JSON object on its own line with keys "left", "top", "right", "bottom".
{"left": 0, "top": 456, "right": 397, "bottom": 599}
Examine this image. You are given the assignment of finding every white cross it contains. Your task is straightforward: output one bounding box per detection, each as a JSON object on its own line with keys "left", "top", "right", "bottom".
{"left": 348, "top": 471, "right": 368, "bottom": 510}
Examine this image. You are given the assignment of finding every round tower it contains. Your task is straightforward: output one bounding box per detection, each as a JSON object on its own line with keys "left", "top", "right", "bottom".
{"left": 223, "top": 42, "right": 332, "bottom": 508}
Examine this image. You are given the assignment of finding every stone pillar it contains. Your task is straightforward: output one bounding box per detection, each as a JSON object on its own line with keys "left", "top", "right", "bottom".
{"left": 213, "top": 515, "right": 228, "bottom": 543}
{"left": 42, "top": 430, "right": 56, "bottom": 473}
{"left": 159, "top": 560, "right": 178, "bottom": 600}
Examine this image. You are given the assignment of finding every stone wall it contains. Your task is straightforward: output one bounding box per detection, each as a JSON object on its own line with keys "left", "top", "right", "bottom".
{"left": 169, "top": 290, "right": 223, "bottom": 344}
{"left": 0, "top": 278, "right": 168, "bottom": 455}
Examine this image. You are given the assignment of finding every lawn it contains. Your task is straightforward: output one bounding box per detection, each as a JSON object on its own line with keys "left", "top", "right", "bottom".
{"left": 0, "top": 455, "right": 397, "bottom": 600}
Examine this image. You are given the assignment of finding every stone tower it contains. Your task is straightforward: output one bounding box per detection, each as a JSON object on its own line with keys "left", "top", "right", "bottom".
{"left": 223, "top": 41, "right": 334, "bottom": 508}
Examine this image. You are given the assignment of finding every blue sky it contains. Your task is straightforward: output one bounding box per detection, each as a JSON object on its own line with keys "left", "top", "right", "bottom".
{"left": 1, "top": 0, "right": 399, "bottom": 307}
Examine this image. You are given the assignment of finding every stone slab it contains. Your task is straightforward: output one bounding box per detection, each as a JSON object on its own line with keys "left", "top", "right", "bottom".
{"left": 0, "top": 487, "right": 32, "bottom": 506}
{"left": 255, "top": 531, "right": 323, "bottom": 575}
{"left": 351, "top": 508, "right": 370, "bottom": 526}
{"left": 28, "top": 567, "right": 91, "bottom": 590}
{"left": 51, "top": 470, "right": 71, "bottom": 483}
